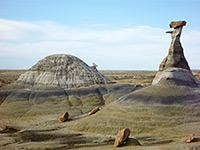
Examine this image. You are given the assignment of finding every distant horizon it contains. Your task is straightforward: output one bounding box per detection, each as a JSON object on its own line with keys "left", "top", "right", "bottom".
{"left": 0, "top": 68, "right": 200, "bottom": 71}
{"left": 0, "top": 0, "right": 200, "bottom": 70}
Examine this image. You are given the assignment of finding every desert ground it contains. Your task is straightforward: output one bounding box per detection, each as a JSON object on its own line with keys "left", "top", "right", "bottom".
{"left": 1, "top": 70, "right": 200, "bottom": 88}
{"left": 0, "top": 70, "right": 200, "bottom": 150}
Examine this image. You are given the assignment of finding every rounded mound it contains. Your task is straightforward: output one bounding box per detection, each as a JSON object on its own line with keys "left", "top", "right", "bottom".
{"left": 70, "top": 85, "right": 200, "bottom": 142}
{"left": 16, "top": 54, "right": 111, "bottom": 88}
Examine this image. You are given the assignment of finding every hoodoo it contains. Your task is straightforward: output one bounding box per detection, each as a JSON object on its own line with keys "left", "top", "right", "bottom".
{"left": 152, "top": 21, "right": 199, "bottom": 87}
{"left": 70, "top": 21, "right": 200, "bottom": 141}
{"left": 0, "top": 22, "right": 200, "bottom": 150}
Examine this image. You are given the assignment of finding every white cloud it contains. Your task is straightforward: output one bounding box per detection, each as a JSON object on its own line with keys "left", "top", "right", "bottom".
{"left": 0, "top": 19, "right": 43, "bottom": 40}
{"left": 0, "top": 18, "right": 199, "bottom": 70}
{"left": 0, "top": 18, "right": 167, "bottom": 43}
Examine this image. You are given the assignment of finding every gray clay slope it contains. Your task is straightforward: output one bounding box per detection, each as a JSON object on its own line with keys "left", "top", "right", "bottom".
{"left": 15, "top": 54, "right": 112, "bottom": 88}
{"left": 0, "top": 54, "right": 141, "bottom": 112}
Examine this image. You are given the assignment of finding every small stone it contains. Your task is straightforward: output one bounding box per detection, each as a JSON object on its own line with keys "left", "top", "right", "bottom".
{"left": 92, "top": 63, "right": 98, "bottom": 69}
{"left": 170, "top": 21, "right": 186, "bottom": 28}
{"left": 124, "top": 138, "right": 142, "bottom": 146}
{"left": 88, "top": 107, "right": 100, "bottom": 116}
{"left": 114, "top": 128, "right": 131, "bottom": 147}
{"left": 0, "top": 125, "right": 17, "bottom": 133}
{"left": 0, "top": 125, "right": 8, "bottom": 133}
{"left": 58, "top": 112, "right": 69, "bottom": 122}
{"left": 185, "top": 133, "right": 195, "bottom": 143}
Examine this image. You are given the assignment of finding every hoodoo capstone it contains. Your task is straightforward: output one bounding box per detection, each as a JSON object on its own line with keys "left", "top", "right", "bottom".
{"left": 15, "top": 54, "right": 112, "bottom": 89}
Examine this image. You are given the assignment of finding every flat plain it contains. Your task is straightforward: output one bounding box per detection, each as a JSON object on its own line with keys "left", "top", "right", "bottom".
{"left": 1, "top": 70, "right": 199, "bottom": 87}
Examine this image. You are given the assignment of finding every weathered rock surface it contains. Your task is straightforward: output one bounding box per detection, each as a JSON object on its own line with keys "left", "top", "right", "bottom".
{"left": 152, "top": 68, "right": 199, "bottom": 86}
{"left": 0, "top": 55, "right": 140, "bottom": 106}
{"left": 0, "top": 83, "right": 139, "bottom": 120}
{"left": 153, "top": 21, "right": 198, "bottom": 87}
{"left": 0, "top": 125, "right": 18, "bottom": 133}
{"left": 58, "top": 111, "right": 69, "bottom": 122}
{"left": 114, "top": 128, "right": 131, "bottom": 147}
{"left": 0, "top": 81, "right": 138, "bottom": 105}
{"left": 170, "top": 21, "right": 186, "bottom": 28}
{"left": 70, "top": 21, "right": 200, "bottom": 139}
{"left": 185, "top": 133, "right": 195, "bottom": 143}
{"left": 15, "top": 54, "right": 112, "bottom": 89}
{"left": 0, "top": 125, "right": 8, "bottom": 133}
{"left": 159, "top": 21, "right": 190, "bottom": 71}
{"left": 88, "top": 107, "right": 100, "bottom": 116}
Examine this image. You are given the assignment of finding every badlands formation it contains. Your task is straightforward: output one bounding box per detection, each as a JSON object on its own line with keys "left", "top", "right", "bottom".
{"left": 70, "top": 21, "right": 200, "bottom": 149}
{"left": 16, "top": 54, "right": 111, "bottom": 89}
{"left": 0, "top": 54, "right": 138, "bottom": 117}
{"left": 0, "top": 21, "right": 200, "bottom": 150}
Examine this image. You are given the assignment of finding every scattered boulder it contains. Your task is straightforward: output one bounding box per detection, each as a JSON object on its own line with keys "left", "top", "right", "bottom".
{"left": 92, "top": 62, "right": 98, "bottom": 70}
{"left": 88, "top": 107, "right": 100, "bottom": 116}
{"left": 124, "top": 138, "right": 142, "bottom": 146}
{"left": 0, "top": 125, "right": 8, "bottom": 133}
{"left": 185, "top": 133, "right": 195, "bottom": 143}
{"left": 170, "top": 21, "right": 186, "bottom": 28}
{"left": 58, "top": 112, "right": 69, "bottom": 122}
{"left": 0, "top": 125, "right": 18, "bottom": 133}
{"left": 114, "top": 128, "right": 131, "bottom": 147}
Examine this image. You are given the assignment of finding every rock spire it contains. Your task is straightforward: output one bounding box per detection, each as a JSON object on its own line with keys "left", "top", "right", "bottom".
{"left": 159, "top": 21, "right": 190, "bottom": 71}
{"left": 152, "top": 21, "right": 199, "bottom": 87}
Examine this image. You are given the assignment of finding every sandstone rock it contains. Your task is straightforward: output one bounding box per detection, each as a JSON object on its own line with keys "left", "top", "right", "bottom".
{"left": 92, "top": 63, "right": 98, "bottom": 70}
{"left": 114, "top": 128, "right": 131, "bottom": 147}
{"left": 0, "top": 125, "right": 8, "bottom": 133}
{"left": 152, "top": 68, "right": 199, "bottom": 87}
{"left": 170, "top": 21, "right": 186, "bottom": 28}
{"left": 152, "top": 21, "right": 198, "bottom": 87}
{"left": 88, "top": 107, "right": 100, "bottom": 116}
{"left": 58, "top": 112, "right": 69, "bottom": 122}
{"left": 124, "top": 138, "right": 142, "bottom": 146}
{"left": 15, "top": 54, "right": 112, "bottom": 89}
{"left": 185, "top": 133, "right": 195, "bottom": 143}
{"left": 159, "top": 21, "right": 190, "bottom": 71}
{"left": 0, "top": 125, "right": 18, "bottom": 133}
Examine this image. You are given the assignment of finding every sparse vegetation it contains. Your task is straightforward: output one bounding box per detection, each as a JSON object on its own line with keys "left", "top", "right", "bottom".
{"left": 0, "top": 70, "right": 26, "bottom": 88}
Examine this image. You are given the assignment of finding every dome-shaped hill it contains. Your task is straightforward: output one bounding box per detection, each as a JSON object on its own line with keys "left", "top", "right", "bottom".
{"left": 16, "top": 54, "right": 111, "bottom": 88}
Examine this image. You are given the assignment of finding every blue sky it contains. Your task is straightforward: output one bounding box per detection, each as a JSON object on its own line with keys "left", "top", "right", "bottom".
{"left": 0, "top": 0, "right": 200, "bottom": 70}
